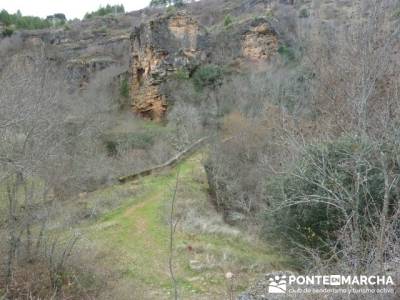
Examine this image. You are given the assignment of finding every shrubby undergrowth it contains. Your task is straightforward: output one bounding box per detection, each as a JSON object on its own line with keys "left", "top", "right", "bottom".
{"left": 266, "top": 136, "right": 400, "bottom": 254}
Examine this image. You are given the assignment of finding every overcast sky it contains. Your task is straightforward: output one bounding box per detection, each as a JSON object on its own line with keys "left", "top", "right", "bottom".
{"left": 0, "top": 0, "right": 151, "bottom": 20}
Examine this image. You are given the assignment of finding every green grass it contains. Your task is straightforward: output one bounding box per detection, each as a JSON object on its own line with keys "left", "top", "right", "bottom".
{"left": 79, "top": 153, "right": 288, "bottom": 298}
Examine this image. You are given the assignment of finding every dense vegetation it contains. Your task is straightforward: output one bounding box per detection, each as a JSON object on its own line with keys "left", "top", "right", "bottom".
{"left": 150, "top": 0, "right": 184, "bottom": 7}
{"left": 267, "top": 137, "right": 399, "bottom": 252}
{"left": 192, "top": 64, "right": 224, "bottom": 91}
{"left": 84, "top": 4, "right": 125, "bottom": 19}
{"left": 0, "top": 9, "right": 55, "bottom": 33}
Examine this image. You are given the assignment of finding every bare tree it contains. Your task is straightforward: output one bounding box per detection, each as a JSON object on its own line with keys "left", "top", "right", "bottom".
{"left": 168, "top": 166, "right": 180, "bottom": 300}
{"left": 303, "top": 0, "right": 400, "bottom": 138}
{"left": 0, "top": 50, "right": 68, "bottom": 286}
{"left": 0, "top": 42, "right": 115, "bottom": 295}
{"left": 264, "top": 2, "right": 400, "bottom": 294}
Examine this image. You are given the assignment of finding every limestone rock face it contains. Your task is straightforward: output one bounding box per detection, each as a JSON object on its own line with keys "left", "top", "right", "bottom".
{"left": 130, "top": 12, "right": 209, "bottom": 120}
{"left": 0, "top": 5, "right": 280, "bottom": 121}
{"left": 211, "top": 17, "right": 278, "bottom": 67}
{"left": 242, "top": 22, "right": 278, "bottom": 60}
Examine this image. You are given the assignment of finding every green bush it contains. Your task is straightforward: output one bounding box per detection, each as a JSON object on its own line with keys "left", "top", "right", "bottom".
{"left": 92, "top": 26, "right": 108, "bottom": 35}
{"left": 150, "top": 0, "right": 183, "bottom": 7}
{"left": 120, "top": 79, "right": 129, "bottom": 98}
{"left": 277, "top": 45, "right": 296, "bottom": 62}
{"left": 84, "top": 4, "right": 124, "bottom": 19}
{"left": 105, "top": 139, "right": 118, "bottom": 156}
{"left": 224, "top": 15, "right": 233, "bottom": 27}
{"left": 174, "top": 0, "right": 184, "bottom": 7}
{"left": 150, "top": 0, "right": 168, "bottom": 6}
{"left": 266, "top": 136, "right": 399, "bottom": 252}
{"left": 299, "top": 8, "right": 310, "bottom": 18}
{"left": 166, "top": 5, "right": 177, "bottom": 15}
{"left": 46, "top": 14, "right": 66, "bottom": 26}
{"left": 192, "top": 64, "right": 224, "bottom": 91}
{"left": 2, "top": 27, "right": 14, "bottom": 37}
{"left": 103, "top": 130, "right": 163, "bottom": 156}
{"left": 0, "top": 9, "right": 53, "bottom": 30}
{"left": 174, "top": 68, "right": 190, "bottom": 80}
{"left": 16, "top": 16, "right": 51, "bottom": 29}
{"left": 0, "top": 9, "right": 13, "bottom": 26}
{"left": 393, "top": 9, "right": 400, "bottom": 18}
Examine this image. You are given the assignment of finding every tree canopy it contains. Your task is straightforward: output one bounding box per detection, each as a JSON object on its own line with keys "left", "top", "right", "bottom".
{"left": 84, "top": 4, "right": 125, "bottom": 19}
{"left": 0, "top": 9, "right": 54, "bottom": 30}
{"left": 149, "top": 0, "right": 184, "bottom": 7}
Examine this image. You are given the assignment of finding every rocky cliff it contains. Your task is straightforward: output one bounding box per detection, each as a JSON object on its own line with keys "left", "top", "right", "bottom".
{"left": 0, "top": 0, "right": 281, "bottom": 120}
{"left": 129, "top": 12, "right": 209, "bottom": 120}
{"left": 128, "top": 12, "right": 278, "bottom": 120}
{"left": 242, "top": 21, "right": 278, "bottom": 60}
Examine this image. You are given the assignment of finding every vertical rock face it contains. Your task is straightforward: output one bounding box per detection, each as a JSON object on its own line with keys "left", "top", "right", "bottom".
{"left": 211, "top": 17, "right": 278, "bottom": 66}
{"left": 130, "top": 12, "right": 208, "bottom": 120}
{"left": 129, "top": 13, "right": 278, "bottom": 121}
{"left": 242, "top": 22, "right": 278, "bottom": 60}
{"left": 1, "top": 7, "right": 279, "bottom": 122}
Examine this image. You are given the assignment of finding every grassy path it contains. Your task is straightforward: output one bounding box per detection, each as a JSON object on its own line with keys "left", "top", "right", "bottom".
{"left": 80, "top": 153, "right": 286, "bottom": 299}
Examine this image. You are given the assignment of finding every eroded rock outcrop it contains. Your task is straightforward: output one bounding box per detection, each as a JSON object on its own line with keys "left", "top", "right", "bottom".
{"left": 242, "top": 22, "right": 278, "bottom": 60}
{"left": 1, "top": 6, "right": 279, "bottom": 121}
{"left": 0, "top": 13, "right": 142, "bottom": 91}
{"left": 129, "top": 12, "right": 209, "bottom": 120}
{"left": 211, "top": 17, "right": 278, "bottom": 67}
{"left": 129, "top": 13, "right": 279, "bottom": 120}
